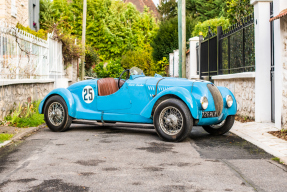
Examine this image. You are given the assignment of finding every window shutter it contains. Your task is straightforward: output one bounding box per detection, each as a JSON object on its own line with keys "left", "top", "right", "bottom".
{"left": 11, "top": 0, "right": 17, "bottom": 18}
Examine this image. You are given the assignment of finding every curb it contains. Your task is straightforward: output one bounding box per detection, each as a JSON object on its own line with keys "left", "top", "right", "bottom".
{"left": 231, "top": 121, "right": 287, "bottom": 165}
{"left": 0, "top": 126, "right": 41, "bottom": 148}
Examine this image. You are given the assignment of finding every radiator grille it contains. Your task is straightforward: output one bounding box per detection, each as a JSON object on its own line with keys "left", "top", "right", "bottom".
{"left": 207, "top": 84, "right": 223, "bottom": 116}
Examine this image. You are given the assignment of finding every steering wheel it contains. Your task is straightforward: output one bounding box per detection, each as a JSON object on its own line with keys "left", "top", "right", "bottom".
{"left": 118, "top": 69, "right": 130, "bottom": 89}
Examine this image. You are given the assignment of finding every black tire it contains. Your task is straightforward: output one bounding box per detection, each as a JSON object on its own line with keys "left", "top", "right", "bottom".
{"left": 202, "top": 115, "right": 235, "bottom": 136}
{"left": 153, "top": 98, "right": 193, "bottom": 142}
{"left": 44, "top": 95, "right": 72, "bottom": 132}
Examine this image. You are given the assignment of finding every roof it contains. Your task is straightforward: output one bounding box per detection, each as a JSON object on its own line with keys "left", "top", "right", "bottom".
{"left": 270, "top": 8, "right": 287, "bottom": 22}
{"left": 123, "top": 0, "right": 159, "bottom": 18}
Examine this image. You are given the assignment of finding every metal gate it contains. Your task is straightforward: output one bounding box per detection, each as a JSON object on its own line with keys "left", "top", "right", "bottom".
{"left": 270, "top": 2, "right": 275, "bottom": 123}
{"left": 200, "top": 28, "right": 217, "bottom": 81}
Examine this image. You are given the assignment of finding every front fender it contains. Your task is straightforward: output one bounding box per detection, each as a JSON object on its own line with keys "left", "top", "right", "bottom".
{"left": 140, "top": 87, "right": 199, "bottom": 119}
{"left": 38, "top": 88, "right": 76, "bottom": 117}
{"left": 217, "top": 86, "right": 237, "bottom": 115}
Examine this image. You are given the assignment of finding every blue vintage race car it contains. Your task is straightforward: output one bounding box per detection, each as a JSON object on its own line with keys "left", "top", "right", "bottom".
{"left": 39, "top": 67, "right": 237, "bottom": 142}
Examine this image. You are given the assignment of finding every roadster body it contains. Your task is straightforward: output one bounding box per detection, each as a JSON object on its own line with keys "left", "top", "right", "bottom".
{"left": 39, "top": 67, "right": 237, "bottom": 142}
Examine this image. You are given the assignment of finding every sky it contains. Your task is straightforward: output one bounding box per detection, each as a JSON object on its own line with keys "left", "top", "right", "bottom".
{"left": 153, "top": 0, "right": 159, "bottom": 7}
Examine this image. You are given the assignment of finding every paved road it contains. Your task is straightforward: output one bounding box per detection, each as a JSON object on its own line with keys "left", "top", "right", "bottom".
{"left": 0, "top": 123, "right": 287, "bottom": 192}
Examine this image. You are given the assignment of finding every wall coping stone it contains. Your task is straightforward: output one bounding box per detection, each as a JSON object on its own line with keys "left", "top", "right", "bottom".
{"left": 250, "top": 0, "right": 272, "bottom": 5}
{"left": 0, "top": 79, "right": 55, "bottom": 86}
{"left": 189, "top": 75, "right": 200, "bottom": 79}
{"left": 212, "top": 72, "right": 255, "bottom": 80}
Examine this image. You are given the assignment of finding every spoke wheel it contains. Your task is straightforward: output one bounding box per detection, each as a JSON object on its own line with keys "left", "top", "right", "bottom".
{"left": 154, "top": 98, "right": 193, "bottom": 142}
{"left": 48, "top": 102, "right": 65, "bottom": 126}
{"left": 44, "top": 95, "right": 73, "bottom": 132}
{"left": 159, "top": 106, "right": 183, "bottom": 135}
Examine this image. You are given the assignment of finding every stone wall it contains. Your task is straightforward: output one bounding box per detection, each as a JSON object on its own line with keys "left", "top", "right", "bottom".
{"left": 281, "top": 16, "right": 287, "bottom": 129}
{"left": 66, "top": 59, "right": 79, "bottom": 86}
{"left": 0, "top": 0, "right": 29, "bottom": 26}
{"left": 214, "top": 78, "right": 255, "bottom": 118}
{"left": 0, "top": 81, "right": 54, "bottom": 120}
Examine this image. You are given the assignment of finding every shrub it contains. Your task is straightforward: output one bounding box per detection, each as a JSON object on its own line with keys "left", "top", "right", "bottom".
{"left": 153, "top": 57, "right": 169, "bottom": 76}
{"left": 121, "top": 45, "right": 155, "bottom": 76}
{"left": 16, "top": 23, "right": 48, "bottom": 40}
{"left": 4, "top": 101, "right": 45, "bottom": 128}
{"left": 94, "top": 59, "right": 124, "bottom": 78}
{"left": 192, "top": 17, "right": 230, "bottom": 37}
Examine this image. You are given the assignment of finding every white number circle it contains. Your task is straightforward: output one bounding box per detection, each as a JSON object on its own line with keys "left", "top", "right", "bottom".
{"left": 82, "top": 86, "right": 94, "bottom": 104}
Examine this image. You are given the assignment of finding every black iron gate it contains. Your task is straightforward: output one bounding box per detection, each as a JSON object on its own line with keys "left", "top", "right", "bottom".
{"left": 199, "top": 14, "right": 255, "bottom": 81}
{"left": 200, "top": 28, "right": 217, "bottom": 80}
{"left": 270, "top": 2, "right": 275, "bottom": 123}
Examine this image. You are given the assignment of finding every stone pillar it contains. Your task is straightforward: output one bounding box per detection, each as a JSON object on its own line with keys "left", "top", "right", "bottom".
{"left": 188, "top": 37, "right": 200, "bottom": 79}
{"left": 169, "top": 52, "right": 174, "bottom": 77}
{"left": 251, "top": 0, "right": 272, "bottom": 123}
{"left": 273, "top": 0, "right": 287, "bottom": 129}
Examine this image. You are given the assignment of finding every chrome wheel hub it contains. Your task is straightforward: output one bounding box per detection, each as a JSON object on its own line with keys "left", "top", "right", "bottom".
{"left": 159, "top": 106, "right": 183, "bottom": 135}
{"left": 48, "top": 102, "right": 65, "bottom": 126}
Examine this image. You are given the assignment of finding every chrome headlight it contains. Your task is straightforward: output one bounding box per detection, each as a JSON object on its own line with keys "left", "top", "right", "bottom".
{"left": 200, "top": 96, "right": 208, "bottom": 110}
{"left": 226, "top": 95, "right": 233, "bottom": 107}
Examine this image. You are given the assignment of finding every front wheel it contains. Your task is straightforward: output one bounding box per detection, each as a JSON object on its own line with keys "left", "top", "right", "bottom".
{"left": 153, "top": 99, "right": 193, "bottom": 142}
{"left": 44, "top": 95, "right": 72, "bottom": 132}
{"left": 202, "top": 115, "right": 235, "bottom": 136}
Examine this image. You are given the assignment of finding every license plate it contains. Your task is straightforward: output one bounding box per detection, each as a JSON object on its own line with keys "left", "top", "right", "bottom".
{"left": 202, "top": 111, "right": 217, "bottom": 118}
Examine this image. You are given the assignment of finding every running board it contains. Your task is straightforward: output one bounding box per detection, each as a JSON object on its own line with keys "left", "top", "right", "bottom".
{"left": 72, "top": 119, "right": 154, "bottom": 129}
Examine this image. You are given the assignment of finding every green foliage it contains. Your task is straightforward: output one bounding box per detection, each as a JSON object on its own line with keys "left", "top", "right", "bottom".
{"left": 192, "top": 17, "right": 230, "bottom": 37}
{"left": 39, "top": 0, "right": 55, "bottom": 31}
{"left": 151, "top": 16, "right": 195, "bottom": 62}
{"left": 40, "top": 0, "right": 158, "bottom": 62}
{"left": 192, "top": 0, "right": 227, "bottom": 22}
{"left": 16, "top": 23, "right": 47, "bottom": 40}
{"left": 4, "top": 101, "right": 45, "bottom": 128}
{"left": 272, "top": 157, "right": 284, "bottom": 164}
{"left": 0, "top": 134, "right": 13, "bottom": 143}
{"left": 121, "top": 45, "right": 155, "bottom": 76}
{"left": 85, "top": 47, "right": 99, "bottom": 71}
{"left": 157, "top": 0, "right": 177, "bottom": 21}
{"left": 94, "top": 59, "right": 124, "bottom": 78}
{"left": 154, "top": 57, "right": 169, "bottom": 76}
{"left": 226, "top": 0, "right": 253, "bottom": 23}
{"left": 158, "top": 0, "right": 227, "bottom": 22}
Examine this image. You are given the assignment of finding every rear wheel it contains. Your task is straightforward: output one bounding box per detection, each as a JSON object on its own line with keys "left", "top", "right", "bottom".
{"left": 202, "top": 115, "right": 235, "bottom": 135}
{"left": 153, "top": 98, "right": 193, "bottom": 142}
{"left": 44, "top": 95, "right": 72, "bottom": 132}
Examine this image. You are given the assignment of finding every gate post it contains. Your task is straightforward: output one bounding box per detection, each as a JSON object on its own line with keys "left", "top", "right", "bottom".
{"left": 198, "top": 35, "right": 203, "bottom": 79}
{"left": 251, "top": 0, "right": 272, "bottom": 123}
{"left": 217, "top": 26, "right": 222, "bottom": 75}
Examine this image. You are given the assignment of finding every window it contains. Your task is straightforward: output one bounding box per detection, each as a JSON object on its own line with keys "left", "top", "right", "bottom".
{"left": 11, "top": 0, "right": 17, "bottom": 18}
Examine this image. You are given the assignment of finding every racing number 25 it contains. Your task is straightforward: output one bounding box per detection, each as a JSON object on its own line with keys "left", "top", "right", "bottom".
{"left": 83, "top": 88, "right": 93, "bottom": 101}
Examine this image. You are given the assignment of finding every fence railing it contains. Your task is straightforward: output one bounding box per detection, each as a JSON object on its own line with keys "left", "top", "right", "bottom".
{"left": 198, "top": 14, "right": 255, "bottom": 80}
{"left": 0, "top": 22, "right": 64, "bottom": 80}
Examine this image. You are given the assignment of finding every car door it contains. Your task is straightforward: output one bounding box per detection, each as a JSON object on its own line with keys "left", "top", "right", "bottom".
{"left": 97, "top": 81, "right": 132, "bottom": 111}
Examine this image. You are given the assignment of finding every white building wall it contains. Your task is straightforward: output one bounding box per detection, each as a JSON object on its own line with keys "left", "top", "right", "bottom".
{"left": 252, "top": 0, "right": 272, "bottom": 123}
{"left": 173, "top": 49, "right": 179, "bottom": 77}
{"left": 169, "top": 53, "right": 174, "bottom": 77}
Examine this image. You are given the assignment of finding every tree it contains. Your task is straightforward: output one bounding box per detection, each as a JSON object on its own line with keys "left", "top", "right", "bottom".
{"left": 151, "top": 16, "right": 195, "bottom": 62}
{"left": 226, "top": 0, "right": 253, "bottom": 23}
{"left": 40, "top": 0, "right": 158, "bottom": 62}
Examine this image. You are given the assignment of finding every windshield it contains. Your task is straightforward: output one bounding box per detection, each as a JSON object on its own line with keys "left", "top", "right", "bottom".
{"left": 130, "top": 67, "right": 144, "bottom": 76}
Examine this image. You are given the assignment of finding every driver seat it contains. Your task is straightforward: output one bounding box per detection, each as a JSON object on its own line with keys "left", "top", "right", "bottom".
{"left": 97, "top": 78, "right": 119, "bottom": 96}
{"left": 97, "top": 78, "right": 125, "bottom": 96}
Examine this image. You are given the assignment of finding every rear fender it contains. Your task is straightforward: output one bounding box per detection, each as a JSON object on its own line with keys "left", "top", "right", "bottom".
{"left": 38, "top": 88, "right": 76, "bottom": 117}
{"left": 140, "top": 87, "right": 199, "bottom": 119}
